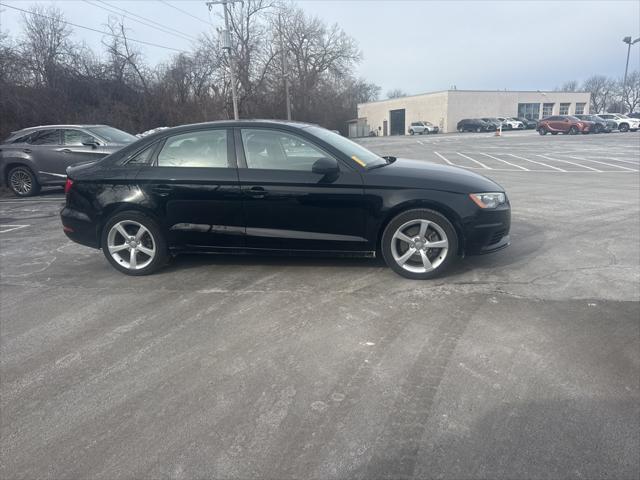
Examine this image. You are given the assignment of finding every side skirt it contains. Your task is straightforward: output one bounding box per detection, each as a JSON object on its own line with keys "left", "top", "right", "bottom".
{"left": 170, "top": 245, "right": 377, "bottom": 259}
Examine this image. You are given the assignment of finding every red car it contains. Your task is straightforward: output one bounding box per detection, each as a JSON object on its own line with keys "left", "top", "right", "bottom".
{"left": 538, "top": 115, "right": 594, "bottom": 135}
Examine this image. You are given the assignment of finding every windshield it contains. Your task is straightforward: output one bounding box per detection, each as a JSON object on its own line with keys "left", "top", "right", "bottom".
{"left": 617, "top": 114, "right": 629, "bottom": 119}
{"left": 87, "top": 126, "right": 136, "bottom": 144}
{"left": 305, "top": 126, "right": 387, "bottom": 168}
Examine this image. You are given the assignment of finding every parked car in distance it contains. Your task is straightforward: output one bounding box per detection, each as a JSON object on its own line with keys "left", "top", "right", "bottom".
{"left": 537, "top": 116, "right": 594, "bottom": 135}
{"left": 408, "top": 121, "right": 439, "bottom": 135}
{"left": 597, "top": 113, "right": 640, "bottom": 132}
{"left": 457, "top": 119, "right": 492, "bottom": 132}
{"left": 61, "top": 120, "right": 511, "bottom": 279}
{"left": 496, "top": 117, "right": 525, "bottom": 130}
{"left": 480, "top": 118, "right": 501, "bottom": 130}
{"left": 1, "top": 125, "right": 137, "bottom": 196}
{"left": 516, "top": 117, "right": 538, "bottom": 129}
{"left": 574, "top": 114, "right": 615, "bottom": 133}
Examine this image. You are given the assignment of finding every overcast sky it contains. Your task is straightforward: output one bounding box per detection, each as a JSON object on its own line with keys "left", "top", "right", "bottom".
{"left": 1, "top": 0, "right": 639, "bottom": 96}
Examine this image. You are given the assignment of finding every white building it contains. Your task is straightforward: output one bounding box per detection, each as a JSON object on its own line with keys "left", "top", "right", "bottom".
{"left": 350, "top": 89, "right": 591, "bottom": 137}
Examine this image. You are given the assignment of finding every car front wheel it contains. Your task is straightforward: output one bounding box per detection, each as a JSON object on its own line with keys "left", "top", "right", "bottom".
{"left": 568, "top": 126, "right": 578, "bottom": 135}
{"left": 381, "top": 209, "right": 458, "bottom": 279}
{"left": 8, "top": 166, "right": 40, "bottom": 197}
{"left": 101, "top": 211, "right": 168, "bottom": 275}
{"left": 538, "top": 127, "right": 547, "bottom": 135}
{"left": 619, "top": 123, "right": 629, "bottom": 132}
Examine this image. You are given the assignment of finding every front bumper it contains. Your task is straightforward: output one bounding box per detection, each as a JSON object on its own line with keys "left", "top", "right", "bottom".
{"left": 463, "top": 205, "right": 511, "bottom": 255}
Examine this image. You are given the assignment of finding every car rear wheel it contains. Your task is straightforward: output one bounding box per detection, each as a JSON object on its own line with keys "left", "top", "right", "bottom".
{"left": 619, "top": 123, "right": 629, "bottom": 132}
{"left": 538, "top": 127, "right": 547, "bottom": 135}
{"left": 381, "top": 209, "right": 458, "bottom": 280}
{"left": 101, "top": 211, "right": 168, "bottom": 275}
{"left": 8, "top": 166, "right": 40, "bottom": 197}
{"left": 458, "top": 127, "right": 464, "bottom": 133}
{"left": 409, "top": 129, "right": 415, "bottom": 135}
{"left": 475, "top": 127, "right": 482, "bottom": 133}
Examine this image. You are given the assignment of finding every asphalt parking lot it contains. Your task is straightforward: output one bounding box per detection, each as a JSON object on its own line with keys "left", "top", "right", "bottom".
{"left": 1, "top": 130, "right": 639, "bottom": 479}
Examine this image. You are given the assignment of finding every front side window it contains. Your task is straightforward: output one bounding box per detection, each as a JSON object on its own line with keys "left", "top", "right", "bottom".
{"left": 559, "top": 103, "right": 570, "bottom": 115}
{"left": 28, "top": 129, "right": 60, "bottom": 145}
{"left": 241, "top": 128, "right": 333, "bottom": 171}
{"left": 542, "top": 103, "right": 554, "bottom": 117}
{"left": 64, "top": 129, "right": 97, "bottom": 146}
{"left": 157, "top": 130, "right": 228, "bottom": 168}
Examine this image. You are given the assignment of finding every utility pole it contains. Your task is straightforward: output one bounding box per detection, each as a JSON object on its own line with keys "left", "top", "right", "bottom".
{"left": 206, "top": 0, "right": 241, "bottom": 120}
{"left": 278, "top": 13, "right": 291, "bottom": 120}
{"left": 622, "top": 36, "right": 640, "bottom": 114}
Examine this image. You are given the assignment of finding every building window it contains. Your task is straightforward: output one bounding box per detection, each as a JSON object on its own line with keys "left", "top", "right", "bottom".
{"left": 542, "top": 103, "right": 554, "bottom": 117}
{"left": 559, "top": 103, "right": 570, "bottom": 115}
{"left": 518, "top": 103, "right": 541, "bottom": 120}
{"left": 575, "top": 103, "right": 586, "bottom": 115}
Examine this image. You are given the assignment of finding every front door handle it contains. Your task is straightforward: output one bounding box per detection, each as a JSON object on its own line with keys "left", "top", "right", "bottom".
{"left": 247, "top": 186, "right": 266, "bottom": 199}
{"left": 151, "top": 185, "right": 173, "bottom": 197}
{"left": 60, "top": 148, "right": 72, "bottom": 153}
{"left": 22, "top": 148, "right": 32, "bottom": 153}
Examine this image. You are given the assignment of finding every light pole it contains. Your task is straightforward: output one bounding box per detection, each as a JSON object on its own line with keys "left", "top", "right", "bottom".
{"left": 622, "top": 36, "right": 640, "bottom": 113}
{"left": 206, "top": 0, "right": 241, "bottom": 120}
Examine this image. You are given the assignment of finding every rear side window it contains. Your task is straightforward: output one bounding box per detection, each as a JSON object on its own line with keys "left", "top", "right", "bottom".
{"left": 157, "top": 130, "right": 228, "bottom": 168}
{"left": 10, "top": 133, "right": 34, "bottom": 144}
{"left": 28, "top": 129, "right": 60, "bottom": 145}
{"left": 127, "top": 144, "right": 157, "bottom": 165}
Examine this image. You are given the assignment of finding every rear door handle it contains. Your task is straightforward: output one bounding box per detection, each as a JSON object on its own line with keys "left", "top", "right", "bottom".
{"left": 60, "top": 148, "right": 72, "bottom": 153}
{"left": 22, "top": 149, "right": 31, "bottom": 153}
{"left": 151, "top": 185, "right": 173, "bottom": 196}
{"left": 247, "top": 186, "right": 266, "bottom": 199}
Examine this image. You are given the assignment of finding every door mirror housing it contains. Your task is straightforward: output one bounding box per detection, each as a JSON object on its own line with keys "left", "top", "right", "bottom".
{"left": 81, "top": 137, "right": 99, "bottom": 148}
{"left": 312, "top": 157, "right": 339, "bottom": 175}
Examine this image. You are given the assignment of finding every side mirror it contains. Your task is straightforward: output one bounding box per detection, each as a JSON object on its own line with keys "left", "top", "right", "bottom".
{"left": 81, "top": 137, "right": 98, "bottom": 148}
{"left": 312, "top": 157, "right": 339, "bottom": 175}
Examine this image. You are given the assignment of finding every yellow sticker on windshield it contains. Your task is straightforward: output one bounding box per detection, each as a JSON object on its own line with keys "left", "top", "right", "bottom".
{"left": 351, "top": 155, "right": 366, "bottom": 167}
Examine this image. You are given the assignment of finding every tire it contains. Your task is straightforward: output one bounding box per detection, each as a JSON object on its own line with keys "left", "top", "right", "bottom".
{"left": 7, "top": 166, "right": 40, "bottom": 197}
{"left": 475, "top": 127, "right": 482, "bottom": 133}
{"left": 458, "top": 127, "right": 464, "bottom": 133}
{"left": 381, "top": 208, "right": 458, "bottom": 280}
{"left": 619, "top": 123, "right": 629, "bottom": 132}
{"left": 568, "top": 126, "right": 578, "bottom": 135}
{"left": 594, "top": 125, "right": 602, "bottom": 134}
{"left": 101, "top": 211, "right": 168, "bottom": 276}
{"left": 538, "top": 128, "right": 547, "bottom": 135}
{"left": 409, "top": 130, "right": 415, "bottom": 135}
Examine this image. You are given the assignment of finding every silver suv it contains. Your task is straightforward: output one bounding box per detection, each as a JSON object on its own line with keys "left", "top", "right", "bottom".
{"left": 1, "top": 125, "right": 136, "bottom": 196}
{"left": 596, "top": 114, "right": 640, "bottom": 132}
{"left": 408, "top": 121, "right": 439, "bottom": 135}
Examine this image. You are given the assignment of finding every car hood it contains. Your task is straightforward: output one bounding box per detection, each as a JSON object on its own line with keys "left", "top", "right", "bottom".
{"left": 365, "top": 157, "right": 504, "bottom": 193}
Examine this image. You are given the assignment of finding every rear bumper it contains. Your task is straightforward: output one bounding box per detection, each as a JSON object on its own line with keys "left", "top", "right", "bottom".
{"left": 60, "top": 206, "right": 100, "bottom": 249}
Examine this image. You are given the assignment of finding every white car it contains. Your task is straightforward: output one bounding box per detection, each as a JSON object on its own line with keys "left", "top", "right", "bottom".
{"left": 497, "top": 117, "right": 525, "bottom": 130}
{"left": 408, "top": 121, "right": 440, "bottom": 135}
{"left": 597, "top": 114, "right": 639, "bottom": 132}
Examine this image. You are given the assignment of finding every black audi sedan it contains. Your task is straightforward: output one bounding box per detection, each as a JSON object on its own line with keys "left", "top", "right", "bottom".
{"left": 61, "top": 120, "right": 510, "bottom": 279}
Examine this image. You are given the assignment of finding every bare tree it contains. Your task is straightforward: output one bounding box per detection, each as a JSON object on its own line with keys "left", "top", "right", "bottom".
{"left": 20, "top": 4, "right": 73, "bottom": 88}
{"left": 622, "top": 70, "right": 640, "bottom": 113}
{"left": 582, "top": 75, "right": 617, "bottom": 113}
{"left": 556, "top": 80, "right": 578, "bottom": 92}
{"left": 386, "top": 88, "right": 408, "bottom": 99}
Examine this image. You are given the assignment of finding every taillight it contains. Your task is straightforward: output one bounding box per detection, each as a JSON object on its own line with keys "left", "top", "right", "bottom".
{"left": 64, "top": 178, "right": 73, "bottom": 194}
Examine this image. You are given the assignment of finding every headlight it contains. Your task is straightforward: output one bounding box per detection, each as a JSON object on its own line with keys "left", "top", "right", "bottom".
{"left": 469, "top": 192, "right": 506, "bottom": 209}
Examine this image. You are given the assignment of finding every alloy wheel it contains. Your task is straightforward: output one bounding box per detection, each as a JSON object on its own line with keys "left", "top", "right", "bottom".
{"left": 390, "top": 219, "right": 449, "bottom": 274}
{"left": 10, "top": 169, "right": 32, "bottom": 195}
{"left": 107, "top": 220, "right": 157, "bottom": 270}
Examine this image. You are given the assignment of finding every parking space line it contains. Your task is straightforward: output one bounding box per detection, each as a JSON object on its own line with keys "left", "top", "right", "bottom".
{"left": 565, "top": 156, "right": 638, "bottom": 172}
{"left": 537, "top": 154, "right": 602, "bottom": 172}
{"left": 456, "top": 152, "right": 492, "bottom": 169}
{"left": 434, "top": 151, "right": 458, "bottom": 166}
{"left": 607, "top": 157, "right": 640, "bottom": 165}
{"left": 508, "top": 154, "right": 567, "bottom": 172}
{"left": 0, "top": 224, "right": 29, "bottom": 233}
{"left": 479, "top": 152, "right": 529, "bottom": 171}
